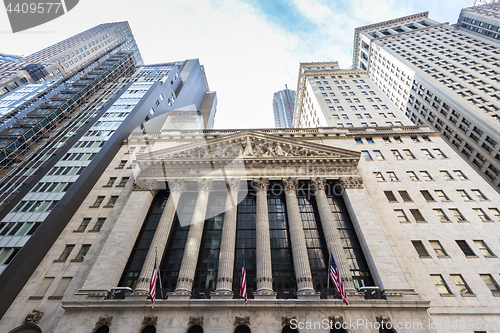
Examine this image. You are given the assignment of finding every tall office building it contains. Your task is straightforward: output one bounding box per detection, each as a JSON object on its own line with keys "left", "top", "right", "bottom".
{"left": 353, "top": 6, "right": 500, "bottom": 191}
{"left": 0, "top": 22, "right": 143, "bottom": 97}
{"left": 458, "top": 2, "right": 500, "bottom": 40}
{"left": 0, "top": 25, "right": 217, "bottom": 319}
{"left": 474, "top": 0, "right": 500, "bottom": 6}
{"left": 272, "top": 85, "right": 296, "bottom": 128}
{"left": 1, "top": 62, "right": 499, "bottom": 333}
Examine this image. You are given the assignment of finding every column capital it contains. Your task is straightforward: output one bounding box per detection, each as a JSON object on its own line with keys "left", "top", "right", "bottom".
{"left": 282, "top": 177, "right": 297, "bottom": 191}
{"left": 168, "top": 179, "right": 185, "bottom": 193}
{"left": 310, "top": 177, "right": 326, "bottom": 191}
{"left": 339, "top": 176, "right": 363, "bottom": 189}
{"left": 226, "top": 178, "right": 241, "bottom": 192}
{"left": 197, "top": 178, "right": 213, "bottom": 192}
{"left": 252, "top": 177, "right": 269, "bottom": 190}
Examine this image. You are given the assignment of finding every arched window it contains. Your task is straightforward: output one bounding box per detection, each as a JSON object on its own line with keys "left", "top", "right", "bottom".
{"left": 187, "top": 325, "right": 203, "bottom": 333}
{"left": 94, "top": 326, "right": 109, "bottom": 333}
{"left": 141, "top": 325, "right": 156, "bottom": 333}
{"left": 282, "top": 325, "right": 298, "bottom": 333}
{"left": 234, "top": 325, "right": 251, "bottom": 333}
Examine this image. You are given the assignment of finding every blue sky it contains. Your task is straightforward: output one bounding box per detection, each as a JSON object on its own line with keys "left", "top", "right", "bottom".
{"left": 0, "top": 0, "right": 473, "bottom": 129}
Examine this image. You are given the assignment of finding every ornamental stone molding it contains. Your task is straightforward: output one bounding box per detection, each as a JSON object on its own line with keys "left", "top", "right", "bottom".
{"left": 282, "top": 316, "right": 296, "bottom": 327}
{"left": 339, "top": 176, "right": 364, "bottom": 189}
{"left": 252, "top": 178, "right": 269, "bottom": 190}
{"left": 197, "top": 178, "right": 213, "bottom": 192}
{"left": 282, "top": 177, "right": 297, "bottom": 190}
{"left": 226, "top": 178, "right": 241, "bottom": 192}
{"left": 188, "top": 316, "right": 204, "bottom": 327}
{"left": 24, "top": 310, "right": 43, "bottom": 325}
{"left": 132, "top": 179, "right": 158, "bottom": 192}
{"left": 168, "top": 179, "right": 185, "bottom": 193}
{"left": 310, "top": 177, "right": 326, "bottom": 191}
{"left": 217, "top": 276, "right": 232, "bottom": 284}
{"left": 234, "top": 316, "right": 250, "bottom": 326}
{"left": 142, "top": 316, "right": 158, "bottom": 326}
{"left": 95, "top": 316, "right": 113, "bottom": 328}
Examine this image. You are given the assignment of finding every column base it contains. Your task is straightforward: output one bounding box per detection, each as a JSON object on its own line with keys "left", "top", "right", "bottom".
{"left": 167, "top": 291, "right": 191, "bottom": 300}
{"left": 253, "top": 291, "right": 277, "bottom": 299}
{"left": 211, "top": 291, "right": 234, "bottom": 299}
{"left": 297, "top": 291, "right": 321, "bottom": 300}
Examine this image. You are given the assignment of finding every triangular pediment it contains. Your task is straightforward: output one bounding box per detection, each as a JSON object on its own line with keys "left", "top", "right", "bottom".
{"left": 136, "top": 131, "right": 360, "bottom": 167}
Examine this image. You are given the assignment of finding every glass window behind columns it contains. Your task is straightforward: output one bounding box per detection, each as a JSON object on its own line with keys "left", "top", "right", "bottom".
{"left": 158, "top": 191, "right": 197, "bottom": 294}
{"left": 118, "top": 191, "right": 169, "bottom": 289}
{"left": 233, "top": 193, "right": 256, "bottom": 299}
{"left": 268, "top": 184, "right": 295, "bottom": 299}
{"left": 326, "top": 182, "right": 374, "bottom": 290}
{"left": 297, "top": 182, "right": 329, "bottom": 295}
{"left": 192, "top": 191, "right": 226, "bottom": 298}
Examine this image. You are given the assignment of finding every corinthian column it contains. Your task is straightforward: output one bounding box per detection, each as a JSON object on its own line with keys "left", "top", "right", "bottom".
{"left": 134, "top": 179, "right": 185, "bottom": 293}
{"left": 169, "top": 178, "right": 212, "bottom": 300}
{"left": 212, "top": 178, "right": 241, "bottom": 299}
{"left": 282, "top": 177, "right": 318, "bottom": 299}
{"left": 311, "top": 177, "right": 355, "bottom": 291}
{"left": 253, "top": 178, "right": 276, "bottom": 299}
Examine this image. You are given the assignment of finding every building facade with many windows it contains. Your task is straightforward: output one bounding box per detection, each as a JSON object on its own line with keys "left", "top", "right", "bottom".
{"left": 1, "top": 63, "right": 500, "bottom": 333}
{"left": 273, "top": 85, "right": 296, "bottom": 128}
{"left": 353, "top": 6, "right": 500, "bottom": 191}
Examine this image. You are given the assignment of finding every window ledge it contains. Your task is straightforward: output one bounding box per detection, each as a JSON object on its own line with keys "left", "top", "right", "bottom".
{"left": 419, "top": 255, "right": 432, "bottom": 258}
{"left": 73, "top": 230, "right": 84, "bottom": 233}
{"left": 440, "top": 293, "right": 455, "bottom": 297}
{"left": 485, "top": 255, "right": 498, "bottom": 258}
{"left": 53, "top": 259, "right": 66, "bottom": 263}
{"left": 103, "top": 205, "right": 115, "bottom": 208}
{"left": 70, "top": 259, "right": 84, "bottom": 263}
{"left": 465, "top": 255, "right": 479, "bottom": 259}
{"left": 48, "top": 295, "right": 63, "bottom": 300}
{"left": 89, "top": 230, "right": 100, "bottom": 233}
{"left": 89, "top": 205, "right": 100, "bottom": 208}
{"left": 437, "top": 255, "right": 450, "bottom": 258}
{"left": 29, "top": 296, "right": 43, "bottom": 300}
{"left": 461, "top": 293, "right": 476, "bottom": 297}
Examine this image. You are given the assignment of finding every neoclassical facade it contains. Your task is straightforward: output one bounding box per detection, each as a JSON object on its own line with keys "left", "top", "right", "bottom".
{"left": 2, "top": 112, "right": 500, "bottom": 332}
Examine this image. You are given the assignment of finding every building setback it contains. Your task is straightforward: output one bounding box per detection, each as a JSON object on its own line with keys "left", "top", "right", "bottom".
{"left": 352, "top": 6, "right": 500, "bottom": 191}
{"left": 273, "top": 85, "right": 296, "bottom": 128}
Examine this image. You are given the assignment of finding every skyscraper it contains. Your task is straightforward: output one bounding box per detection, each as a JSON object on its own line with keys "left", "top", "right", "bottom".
{"left": 272, "top": 85, "right": 296, "bottom": 128}
{"left": 474, "top": 0, "right": 500, "bottom": 6}
{"left": 0, "top": 22, "right": 143, "bottom": 97}
{"left": 0, "top": 23, "right": 217, "bottom": 318}
{"left": 353, "top": 6, "right": 500, "bottom": 190}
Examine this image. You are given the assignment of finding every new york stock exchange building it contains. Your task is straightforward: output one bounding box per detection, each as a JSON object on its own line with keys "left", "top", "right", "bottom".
{"left": 3, "top": 110, "right": 500, "bottom": 333}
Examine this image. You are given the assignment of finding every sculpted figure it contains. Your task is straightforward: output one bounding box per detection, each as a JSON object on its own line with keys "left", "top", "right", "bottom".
{"left": 242, "top": 137, "right": 253, "bottom": 156}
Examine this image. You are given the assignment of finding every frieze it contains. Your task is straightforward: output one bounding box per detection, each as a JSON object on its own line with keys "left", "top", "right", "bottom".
{"left": 24, "top": 310, "right": 43, "bottom": 325}
{"left": 165, "top": 136, "right": 344, "bottom": 160}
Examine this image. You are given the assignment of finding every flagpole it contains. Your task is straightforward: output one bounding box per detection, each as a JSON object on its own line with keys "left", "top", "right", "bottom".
{"left": 155, "top": 247, "right": 164, "bottom": 300}
{"left": 327, "top": 244, "right": 330, "bottom": 297}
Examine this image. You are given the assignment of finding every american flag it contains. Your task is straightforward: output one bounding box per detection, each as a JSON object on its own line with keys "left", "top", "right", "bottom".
{"left": 149, "top": 256, "right": 158, "bottom": 309}
{"left": 330, "top": 253, "right": 348, "bottom": 306}
{"left": 240, "top": 252, "right": 247, "bottom": 307}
